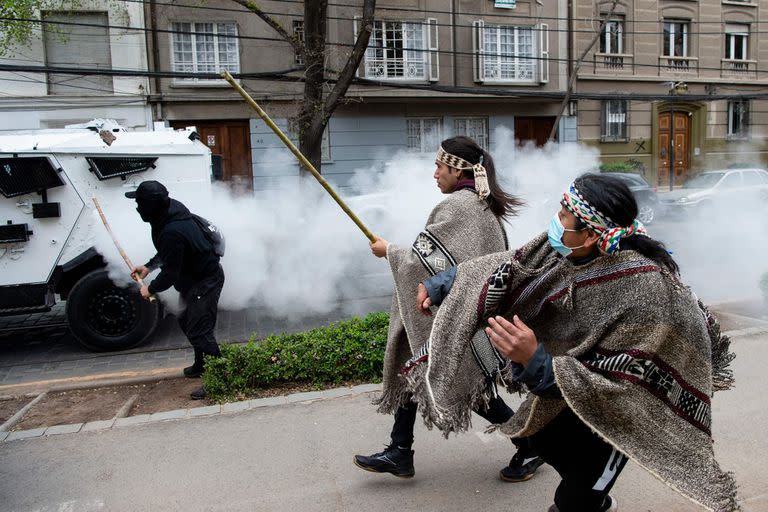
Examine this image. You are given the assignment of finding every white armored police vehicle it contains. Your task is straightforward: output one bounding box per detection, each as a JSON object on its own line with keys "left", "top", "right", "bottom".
{"left": 0, "top": 120, "right": 214, "bottom": 351}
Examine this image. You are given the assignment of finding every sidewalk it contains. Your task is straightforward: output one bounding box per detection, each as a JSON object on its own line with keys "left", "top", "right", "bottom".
{"left": 1, "top": 332, "right": 766, "bottom": 512}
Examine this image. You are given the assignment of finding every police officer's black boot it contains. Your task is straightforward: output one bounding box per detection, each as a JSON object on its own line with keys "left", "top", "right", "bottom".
{"left": 183, "top": 348, "right": 204, "bottom": 378}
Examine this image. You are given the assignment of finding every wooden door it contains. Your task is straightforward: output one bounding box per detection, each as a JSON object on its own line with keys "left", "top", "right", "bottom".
{"left": 171, "top": 120, "right": 252, "bottom": 191}
{"left": 514, "top": 116, "right": 556, "bottom": 146}
{"left": 658, "top": 112, "right": 690, "bottom": 187}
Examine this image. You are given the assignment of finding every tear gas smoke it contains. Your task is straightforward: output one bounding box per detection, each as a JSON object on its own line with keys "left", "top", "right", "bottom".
{"left": 92, "top": 126, "right": 765, "bottom": 319}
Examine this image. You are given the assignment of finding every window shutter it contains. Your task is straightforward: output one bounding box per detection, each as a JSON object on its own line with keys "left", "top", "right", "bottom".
{"left": 354, "top": 16, "right": 362, "bottom": 78}
{"left": 427, "top": 18, "right": 439, "bottom": 82}
{"left": 539, "top": 23, "right": 549, "bottom": 83}
{"left": 473, "top": 20, "right": 485, "bottom": 82}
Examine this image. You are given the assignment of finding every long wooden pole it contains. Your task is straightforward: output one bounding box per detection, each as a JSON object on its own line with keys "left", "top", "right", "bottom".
{"left": 220, "top": 70, "right": 376, "bottom": 242}
{"left": 92, "top": 197, "right": 157, "bottom": 303}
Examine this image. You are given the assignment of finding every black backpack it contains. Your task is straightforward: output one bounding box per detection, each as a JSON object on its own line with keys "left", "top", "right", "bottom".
{"left": 191, "top": 214, "right": 225, "bottom": 257}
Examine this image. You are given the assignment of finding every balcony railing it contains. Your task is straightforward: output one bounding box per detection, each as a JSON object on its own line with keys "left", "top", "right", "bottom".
{"left": 364, "top": 58, "right": 427, "bottom": 81}
{"left": 658, "top": 56, "right": 698, "bottom": 75}
{"left": 593, "top": 53, "right": 634, "bottom": 74}
{"left": 721, "top": 59, "right": 757, "bottom": 79}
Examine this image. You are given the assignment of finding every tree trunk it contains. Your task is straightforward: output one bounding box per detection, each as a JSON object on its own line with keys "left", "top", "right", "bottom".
{"left": 298, "top": 0, "right": 328, "bottom": 173}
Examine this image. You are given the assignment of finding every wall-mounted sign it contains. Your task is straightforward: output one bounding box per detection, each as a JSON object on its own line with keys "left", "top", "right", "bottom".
{"left": 207, "top": 135, "right": 216, "bottom": 147}
{"left": 494, "top": 0, "right": 516, "bottom": 8}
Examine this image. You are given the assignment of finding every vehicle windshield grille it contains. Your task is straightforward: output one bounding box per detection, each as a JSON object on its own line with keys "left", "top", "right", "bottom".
{"left": 0, "top": 157, "right": 65, "bottom": 198}
{"left": 86, "top": 157, "right": 158, "bottom": 180}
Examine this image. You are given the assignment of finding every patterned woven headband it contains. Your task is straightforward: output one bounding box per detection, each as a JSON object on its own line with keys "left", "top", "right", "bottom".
{"left": 436, "top": 146, "right": 490, "bottom": 199}
{"left": 562, "top": 183, "right": 647, "bottom": 254}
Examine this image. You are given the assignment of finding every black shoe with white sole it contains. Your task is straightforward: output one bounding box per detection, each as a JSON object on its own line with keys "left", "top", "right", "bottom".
{"left": 499, "top": 450, "right": 545, "bottom": 482}
{"left": 353, "top": 445, "right": 415, "bottom": 478}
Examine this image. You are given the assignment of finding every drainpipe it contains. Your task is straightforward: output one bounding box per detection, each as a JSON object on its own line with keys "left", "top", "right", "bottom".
{"left": 149, "top": 0, "right": 163, "bottom": 121}
{"left": 452, "top": 0, "right": 457, "bottom": 87}
{"left": 567, "top": 0, "right": 573, "bottom": 82}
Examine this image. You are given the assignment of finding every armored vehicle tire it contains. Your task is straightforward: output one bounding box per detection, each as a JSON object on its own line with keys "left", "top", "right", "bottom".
{"left": 66, "top": 269, "right": 161, "bottom": 351}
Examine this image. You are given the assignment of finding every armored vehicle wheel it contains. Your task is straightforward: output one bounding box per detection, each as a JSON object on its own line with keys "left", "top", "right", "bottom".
{"left": 66, "top": 269, "right": 161, "bottom": 351}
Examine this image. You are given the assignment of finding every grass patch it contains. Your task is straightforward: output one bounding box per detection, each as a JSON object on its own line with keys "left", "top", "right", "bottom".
{"left": 203, "top": 312, "right": 389, "bottom": 401}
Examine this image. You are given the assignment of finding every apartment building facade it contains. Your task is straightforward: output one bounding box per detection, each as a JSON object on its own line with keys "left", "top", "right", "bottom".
{"left": 573, "top": 0, "right": 768, "bottom": 187}
{"left": 0, "top": 0, "right": 152, "bottom": 132}
{"left": 146, "top": 0, "right": 572, "bottom": 191}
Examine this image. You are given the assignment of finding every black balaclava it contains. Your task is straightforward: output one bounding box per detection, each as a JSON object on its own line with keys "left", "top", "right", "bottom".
{"left": 136, "top": 196, "right": 170, "bottom": 224}
{"left": 126, "top": 180, "right": 171, "bottom": 224}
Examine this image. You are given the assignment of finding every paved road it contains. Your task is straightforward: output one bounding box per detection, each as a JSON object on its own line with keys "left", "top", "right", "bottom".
{"left": 0, "top": 295, "right": 390, "bottom": 389}
{"left": 1, "top": 331, "right": 766, "bottom": 512}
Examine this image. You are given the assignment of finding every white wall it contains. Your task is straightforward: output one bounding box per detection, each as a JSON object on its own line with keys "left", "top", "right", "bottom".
{"left": 0, "top": 0, "right": 151, "bottom": 131}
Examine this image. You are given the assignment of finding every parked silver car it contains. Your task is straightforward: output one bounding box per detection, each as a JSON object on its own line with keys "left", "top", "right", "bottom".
{"left": 660, "top": 168, "right": 768, "bottom": 213}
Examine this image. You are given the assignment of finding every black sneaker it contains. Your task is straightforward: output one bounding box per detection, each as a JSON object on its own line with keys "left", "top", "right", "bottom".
{"left": 183, "top": 364, "right": 203, "bottom": 378}
{"left": 353, "top": 445, "right": 415, "bottom": 478}
{"left": 499, "top": 450, "right": 545, "bottom": 482}
{"left": 190, "top": 387, "right": 206, "bottom": 400}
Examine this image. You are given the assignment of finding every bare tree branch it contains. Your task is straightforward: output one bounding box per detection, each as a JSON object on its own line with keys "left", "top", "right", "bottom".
{"left": 548, "top": 0, "right": 620, "bottom": 142}
{"left": 322, "top": 0, "right": 375, "bottom": 117}
{"left": 229, "top": 0, "right": 305, "bottom": 56}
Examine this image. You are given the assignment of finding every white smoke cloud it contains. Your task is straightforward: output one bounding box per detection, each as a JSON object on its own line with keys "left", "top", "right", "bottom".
{"left": 107, "top": 128, "right": 768, "bottom": 319}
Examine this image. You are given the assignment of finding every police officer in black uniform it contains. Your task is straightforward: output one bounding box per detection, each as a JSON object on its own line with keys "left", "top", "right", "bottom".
{"left": 127, "top": 180, "right": 225, "bottom": 400}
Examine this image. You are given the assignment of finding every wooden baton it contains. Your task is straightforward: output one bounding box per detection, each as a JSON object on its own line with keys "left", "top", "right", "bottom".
{"left": 92, "top": 197, "right": 157, "bottom": 303}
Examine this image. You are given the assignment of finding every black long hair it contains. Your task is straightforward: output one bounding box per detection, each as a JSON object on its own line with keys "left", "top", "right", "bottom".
{"left": 573, "top": 173, "right": 679, "bottom": 274}
{"left": 440, "top": 136, "right": 523, "bottom": 220}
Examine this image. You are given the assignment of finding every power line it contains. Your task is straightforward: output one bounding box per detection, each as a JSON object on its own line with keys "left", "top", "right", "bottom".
{"left": 7, "top": 16, "right": 768, "bottom": 77}
{"left": 113, "top": 0, "right": 768, "bottom": 26}
{"left": 10, "top": 8, "right": 768, "bottom": 39}
{"left": 2, "top": 62, "right": 767, "bottom": 102}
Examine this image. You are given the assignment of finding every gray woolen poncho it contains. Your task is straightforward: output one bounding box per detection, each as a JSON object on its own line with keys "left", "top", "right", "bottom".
{"left": 406, "top": 233, "right": 738, "bottom": 512}
{"left": 374, "top": 187, "right": 508, "bottom": 414}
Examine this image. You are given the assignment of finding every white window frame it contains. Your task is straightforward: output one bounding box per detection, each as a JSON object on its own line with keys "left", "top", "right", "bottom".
{"left": 359, "top": 20, "right": 437, "bottom": 81}
{"left": 727, "top": 100, "right": 749, "bottom": 139}
{"left": 453, "top": 117, "right": 489, "bottom": 150}
{"left": 601, "top": 19, "right": 624, "bottom": 55}
{"left": 663, "top": 21, "right": 689, "bottom": 57}
{"left": 474, "top": 22, "right": 547, "bottom": 84}
{"left": 170, "top": 21, "right": 240, "bottom": 85}
{"left": 725, "top": 24, "right": 748, "bottom": 61}
{"left": 602, "top": 100, "right": 628, "bottom": 142}
{"left": 406, "top": 118, "right": 442, "bottom": 153}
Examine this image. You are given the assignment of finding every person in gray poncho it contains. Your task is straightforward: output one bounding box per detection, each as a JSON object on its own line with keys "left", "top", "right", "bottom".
{"left": 353, "top": 136, "right": 543, "bottom": 482}
{"left": 416, "top": 173, "right": 737, "bottom": 511}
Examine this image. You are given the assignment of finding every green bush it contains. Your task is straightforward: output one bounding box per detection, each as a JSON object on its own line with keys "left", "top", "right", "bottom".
{"left": 203, "top": 312, "right": 389, "bottom": 401}
{"left": 599, "top": 162, "right": 635, "bottom": 173}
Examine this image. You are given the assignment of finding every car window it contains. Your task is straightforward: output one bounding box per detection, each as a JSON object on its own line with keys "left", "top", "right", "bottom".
{"left": 683, "top": 172, "right": 725, "bottom": 189}
{"left": 742, "top": 170, "right": 766, "bottom": 186}
{"left": 719, "top": 172, "right": 742, "bottom": 189}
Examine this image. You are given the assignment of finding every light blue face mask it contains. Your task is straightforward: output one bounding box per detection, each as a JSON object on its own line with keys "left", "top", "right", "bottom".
{"left": 547, "top": 213, "right": 585, "bottom": 257}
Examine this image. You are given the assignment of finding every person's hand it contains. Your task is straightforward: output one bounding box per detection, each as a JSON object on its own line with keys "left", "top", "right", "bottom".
{"left": 131, "top": 265, "right": 150, "bottom": 281}
{"left": 370, "top": 236, "right": 389, "bottom": 258}
{"left": 485, "top": 315, "right": 538, "bottom": 366}
{"left": 416, "top": 283, "right": 433, "bottom": 316}
{"left": 139, "top": 284, "right": 152, "bottom": 301}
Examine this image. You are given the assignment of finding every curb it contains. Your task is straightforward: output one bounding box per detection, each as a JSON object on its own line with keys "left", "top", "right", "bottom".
{"left": 0, "top": 368, "right": 186, "bottom": 396}
{"left": 0, "top": 383, "right": 382, "bottom": 443}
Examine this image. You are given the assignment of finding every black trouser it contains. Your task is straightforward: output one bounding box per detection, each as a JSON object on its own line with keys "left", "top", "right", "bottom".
{"left": 530, "top": 408, "right": 627, "bottom": 512}
{"left": 390, "top": 393, "right": 518, "bottom": 449}
{"left": 178, "top": 265, "right": 225, "bottom": 358}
